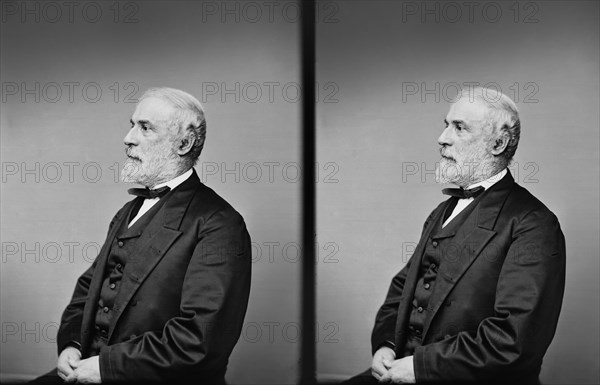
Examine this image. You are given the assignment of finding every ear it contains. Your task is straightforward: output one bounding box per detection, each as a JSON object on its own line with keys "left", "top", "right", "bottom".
{"left": 176, "top": 130, "right": 195, "bottom": 156}
{"left": 490, "top": 130, "right": 510, "bottom": 156}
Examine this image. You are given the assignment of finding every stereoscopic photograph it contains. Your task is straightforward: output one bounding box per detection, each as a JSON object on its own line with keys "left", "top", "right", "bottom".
{"left": 1, "top": 1, "right": 598, "bottom": 384}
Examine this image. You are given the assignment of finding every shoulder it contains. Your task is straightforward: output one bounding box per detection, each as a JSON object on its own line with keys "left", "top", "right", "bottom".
{"left": 504, "top": 183, "right": 560, "bottom": 226}
{"left": 188, "top": 183, "right": 247, "bottom": 227}
{"left": 495, "top": 183, "right": 564, "bottom": 252}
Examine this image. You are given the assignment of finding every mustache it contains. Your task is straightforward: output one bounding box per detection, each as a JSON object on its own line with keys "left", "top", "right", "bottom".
{"left": 125, "top": 147, "right": 142, "bottom": 161}
{"left": 439, "top": 147, "right": 455, "bottom": 161}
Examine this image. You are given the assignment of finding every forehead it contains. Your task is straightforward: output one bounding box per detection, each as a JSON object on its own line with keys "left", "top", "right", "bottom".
{"left": 132, "top": 97, "right": 175, "bottom": 123}
{"left": 446, "top": 97, "right": 490, "bottom": 123}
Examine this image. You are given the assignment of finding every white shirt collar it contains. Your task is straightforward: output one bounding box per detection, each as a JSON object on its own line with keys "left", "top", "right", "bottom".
{"left": 466, "top": 168, "right": 507, "bottom": 191}
{"left": 153, "top": 168, "right": 193, "bottom": 192}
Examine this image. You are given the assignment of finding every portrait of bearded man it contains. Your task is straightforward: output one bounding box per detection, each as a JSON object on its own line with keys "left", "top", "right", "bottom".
{"left": 30, "top": 87, "right": 252, "bottom": 385}
{"left": 346, "top": 87, "right": 566, "bottom": 384}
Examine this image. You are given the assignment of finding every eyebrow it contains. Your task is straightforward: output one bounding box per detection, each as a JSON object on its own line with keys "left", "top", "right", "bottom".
{"left": 130, "top": 119, "right": 152, "bottom": 126}
{"left": 445, "top": 119, "right": 467, "bottom": 127}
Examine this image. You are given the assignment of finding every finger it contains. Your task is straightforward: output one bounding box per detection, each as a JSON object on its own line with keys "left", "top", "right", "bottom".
{"left": 372, "top": 365, "right": 388, "bottom": 377}
{"left": 379, "top": 372, "right": 391, "bottom": 383}
{"left": 65, "top": 371, "right": 78, "bottom": 383}
{"left": 69, "top": 359, "right": 80, "bottom": 368}
{"left": 56, "top": 370, "right": 67, "bottom": 381}
{"left": 371, "top": 369, "right": 382, "bottom": 381}
{"left": 57, "top": 363, "right": 73, "bottom": 378}
{"left": 66, "top": 366, "right": 81, "bottom": 382}
{"left": 372, "top": 363, "right": 386, "bottom": 377}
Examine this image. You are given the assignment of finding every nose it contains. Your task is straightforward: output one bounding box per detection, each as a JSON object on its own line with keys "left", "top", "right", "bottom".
{"left": 438, "top": 126, "right": 453, "bottom": 147}
{"left": 124, "top": 126, "right": 138, "bottom": 146}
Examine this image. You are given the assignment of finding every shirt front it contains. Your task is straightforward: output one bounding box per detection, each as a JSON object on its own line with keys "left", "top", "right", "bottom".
{"left": 442, "top": 168, "right": 507, "bottom": 228}
{"left": 128, "top": 168, "right": 193, "bottom": 227}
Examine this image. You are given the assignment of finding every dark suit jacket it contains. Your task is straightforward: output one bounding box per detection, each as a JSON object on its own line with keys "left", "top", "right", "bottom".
{"left": 372, "top": 171, "right": 565, "bottom": 383}
{"left": 56, "top": 170, "right": 251, "bottom": 383}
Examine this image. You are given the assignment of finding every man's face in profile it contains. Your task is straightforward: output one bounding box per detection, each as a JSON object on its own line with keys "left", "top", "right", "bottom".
{"left": 121, "top": 97, "right": 180, "bottom": 187}
{"left": 436, "top": 97, "right": 495, "bottom": 187}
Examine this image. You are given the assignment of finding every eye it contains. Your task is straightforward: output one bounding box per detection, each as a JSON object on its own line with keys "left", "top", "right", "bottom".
{"left": 141, "top": 124, "right": 149, "bottom": 131}
{"left": 455, "top": 123, "right": 464, "bottom": 132}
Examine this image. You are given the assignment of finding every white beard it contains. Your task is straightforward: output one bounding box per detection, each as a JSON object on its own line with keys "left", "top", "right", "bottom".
{"left": 436, "top": 145, "right": 494, "bottom": 187}
{"left": 121, "top": 141, "right": 180, "bottom": 187}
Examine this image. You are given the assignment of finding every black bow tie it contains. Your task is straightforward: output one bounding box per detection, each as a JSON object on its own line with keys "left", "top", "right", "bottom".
{"left": 442, "top": 186, "right": 485, "bottom": 199}
{"left": 128, "top": 186, "right": 171, "bottom": 199}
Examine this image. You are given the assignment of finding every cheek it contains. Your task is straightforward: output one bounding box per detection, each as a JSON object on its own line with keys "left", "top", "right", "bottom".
{"left": 456, "top": 138, "right": 483, "bottom": 156}
{"left": 156, "top": 137, "right": 178, "bottom": 155}
{"left": 145, "top": 137, "right": 170, "bottom": 150}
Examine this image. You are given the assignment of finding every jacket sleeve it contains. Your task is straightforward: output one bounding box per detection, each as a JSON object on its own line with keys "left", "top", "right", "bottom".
{"left": 371, "top": 208, "right": 439, "bottom": 354}
{"left": 98, "top": 209, "right": 252, "bottom": 382}
{"left": 56, "top": 263, "right": 95, "bottom": 354}
{"left": 56, "top": 208, "right": 124, "bottom": 355}
{"left": 371, "top": 259, "right": 411, "bottom": 354}
{"left": 414, "top": 209, "right": 566, "bottom": 381}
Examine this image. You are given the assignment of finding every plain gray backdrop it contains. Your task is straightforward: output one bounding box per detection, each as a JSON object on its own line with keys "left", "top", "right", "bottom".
{"left": 316, "top": 1, "right": 599, "bottom": 384}
{"left": 1, "top": 1, "right": 300, "bottom": 384}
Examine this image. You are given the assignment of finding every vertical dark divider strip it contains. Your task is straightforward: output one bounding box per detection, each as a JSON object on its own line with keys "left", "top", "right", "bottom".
{"left": 300, "top": 0, "right": 316, "bottom": 384}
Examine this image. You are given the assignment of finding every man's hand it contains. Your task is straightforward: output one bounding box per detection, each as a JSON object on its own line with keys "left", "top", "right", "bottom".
{"left": 71, "top": 356, "right": 101, "bottom": 384}
{"left": 371, "top": 346, "right": 396, "bottom": 381}
{"left": 57, "top": 346, "right": 81, "bottom": 382}
{"left": 380, "top": 355, "right": 415, "bottom": 383}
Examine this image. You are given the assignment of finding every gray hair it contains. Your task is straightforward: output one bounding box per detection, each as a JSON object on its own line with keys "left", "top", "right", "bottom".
{"left": 140, "top": 87, "right": 206, "bottom": 167}
{"left": 454, "top": 87, "right": 520, "bottom": 166}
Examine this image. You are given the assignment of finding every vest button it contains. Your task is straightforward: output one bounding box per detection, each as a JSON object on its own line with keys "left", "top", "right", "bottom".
{"left": 432, "top": 241, "right": 439, "bottom": 247}
{"left": 103, "top": 307, "right": 109, "bottom": 313}
{"left": 415, "top": 329, "right": 422, "bottom": 336}
{"left": 109, "top": 283, "right": 116, "bottom": 290}
{"left": 118, "top": 241, "right": 124, "bottom": 247}
{"left": 430, "top": 263, "right": 436, "bottom": 271}
{"left": 116, "top": 264, "right": 123, "bottom": 272}
{"left": 424, "top": 283, "right": 430, "bottom": 290}
{"left": 417, "top": 306, "right": 424, "bottom": 313}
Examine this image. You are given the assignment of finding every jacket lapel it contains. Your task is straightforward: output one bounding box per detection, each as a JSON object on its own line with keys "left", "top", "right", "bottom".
{"left": 107, "top": 170, "right": 201, "bottom": 339}
{"left": 421, "top": 171, "right": 515, "bottom": 339}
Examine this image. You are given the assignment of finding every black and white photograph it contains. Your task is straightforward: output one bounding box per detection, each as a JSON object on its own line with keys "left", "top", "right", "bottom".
{"left": 1, "top": 1, "right": 598, "bottom": 384}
